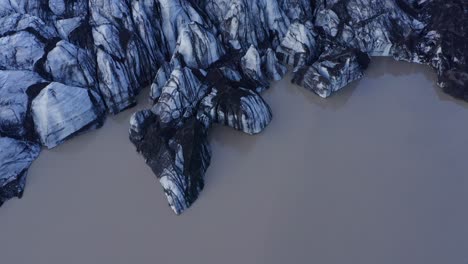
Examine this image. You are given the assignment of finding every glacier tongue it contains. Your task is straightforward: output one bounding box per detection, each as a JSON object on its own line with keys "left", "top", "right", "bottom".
{"left": 0, "top": 0, "right": 466, "bottom": 214}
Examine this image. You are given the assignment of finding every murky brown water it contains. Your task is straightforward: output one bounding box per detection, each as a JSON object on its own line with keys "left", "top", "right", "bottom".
{"left": 0, "top": 58, "right": 467, "bottom": 264}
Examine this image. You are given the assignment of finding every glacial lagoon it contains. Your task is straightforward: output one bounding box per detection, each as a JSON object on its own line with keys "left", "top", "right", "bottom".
{"left": 0, "top": 58, "right": 467, "bottom": 264}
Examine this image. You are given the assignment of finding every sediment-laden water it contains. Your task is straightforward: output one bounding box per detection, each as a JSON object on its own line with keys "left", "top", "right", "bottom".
{"left": 0, "top": 58, "right": 467, "bottom": 264}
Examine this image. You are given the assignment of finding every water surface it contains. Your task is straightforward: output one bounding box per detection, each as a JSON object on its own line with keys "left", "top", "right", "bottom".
{"left": 0, "top": 58, "right": 467, "bottom": 264}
